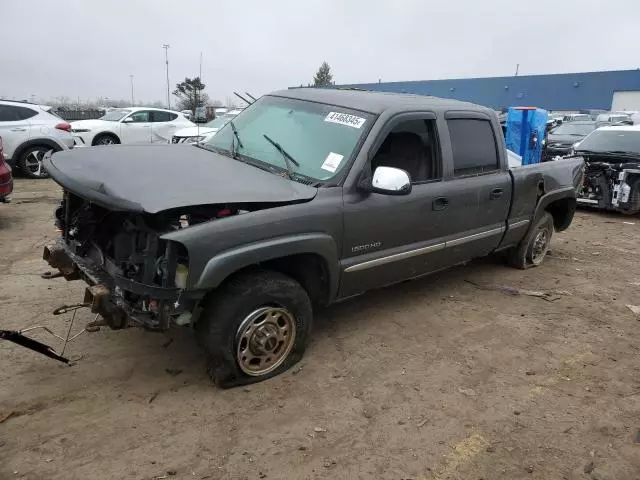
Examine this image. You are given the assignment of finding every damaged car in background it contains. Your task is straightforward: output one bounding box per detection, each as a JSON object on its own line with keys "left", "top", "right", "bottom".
{"left": 575, "top": 125, "right": 640, "bottom": 214}
{"left": 11, "top": 88, "right": 583, "bottom": 388}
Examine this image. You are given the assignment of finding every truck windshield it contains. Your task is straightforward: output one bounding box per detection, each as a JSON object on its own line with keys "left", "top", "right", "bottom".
{"left": 577, "top": 129, "right": 640, "bottom": 154}
{"left": 205, "top": 95, "right": 374, "bottom": 181}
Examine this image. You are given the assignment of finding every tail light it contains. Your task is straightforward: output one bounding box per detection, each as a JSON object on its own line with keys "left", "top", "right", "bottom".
{"left": 55, "top": 123, "right": 72, "bottom": 132}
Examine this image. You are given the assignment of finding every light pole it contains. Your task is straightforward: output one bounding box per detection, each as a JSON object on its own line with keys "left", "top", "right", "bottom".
{"left": 162, "top": 44, "right": 171, "bottom": 109}
{"left": 129, "top": 74, "right": 135, "bottom": 106}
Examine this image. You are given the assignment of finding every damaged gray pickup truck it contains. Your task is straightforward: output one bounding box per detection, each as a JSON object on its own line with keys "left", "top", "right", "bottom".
{"left": 39, "top": 89, "right": 584, "bottom": 387}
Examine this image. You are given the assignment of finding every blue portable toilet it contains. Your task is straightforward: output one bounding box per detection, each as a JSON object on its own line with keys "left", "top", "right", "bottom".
{"left": 505, "top": 107, "right": 548, "bottom": 165}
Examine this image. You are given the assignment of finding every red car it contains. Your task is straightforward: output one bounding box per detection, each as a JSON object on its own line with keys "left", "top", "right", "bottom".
{"left": 0, "top": 136, "right": 14, "bottom": 202}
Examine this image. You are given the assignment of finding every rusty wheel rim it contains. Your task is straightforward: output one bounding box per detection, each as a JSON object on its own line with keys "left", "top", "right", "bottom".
{"left": 530, "top": 229, "right": 550, "bottom": 265}
{"left": 235, "top": 307, "right": 296, "bottom": 376}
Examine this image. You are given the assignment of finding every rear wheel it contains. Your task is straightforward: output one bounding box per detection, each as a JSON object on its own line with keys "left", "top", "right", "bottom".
{"left": 508, "top": 212, "right": 554, "bottom": 269}
{"left": 18, "top": 146, "right": 53, "bottom": 178}
{"left": 195, "top": 270, "right": 313, "bottom": 388}
{"left": 92, "top": 133, "right": 119, "bottom": 146}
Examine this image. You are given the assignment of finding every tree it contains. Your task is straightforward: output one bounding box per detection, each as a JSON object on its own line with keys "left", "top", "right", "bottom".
{"left": 172, "top": 77, "right": 210, "bottom": 112}
{"left": 313, "top": 62, "right": 333, "bottom": 87}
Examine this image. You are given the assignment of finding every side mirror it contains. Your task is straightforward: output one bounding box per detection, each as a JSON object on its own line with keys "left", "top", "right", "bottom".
{"left": 370, "top": 166, "right": 411, "bottom": 195}
{"left": 122, "top": 117, "right": 133, "bottom": 123}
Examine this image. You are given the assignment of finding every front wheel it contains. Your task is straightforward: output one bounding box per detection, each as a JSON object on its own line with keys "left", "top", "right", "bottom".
{"left": 508, "top": 212, "right": 554, "bottom": 269}
{"left": 195, "top": 270, "right": 313, "bottom": 388}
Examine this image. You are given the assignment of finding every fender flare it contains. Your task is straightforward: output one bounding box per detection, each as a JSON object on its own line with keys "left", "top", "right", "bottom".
{"left": 533, "top": 186, "right": 576, "bottom": 231}
{"left": 12, "top": 138, "right": 62, "bottom": 163}
{"left": 194, "top": 232, "right": 340, "bottom": 300}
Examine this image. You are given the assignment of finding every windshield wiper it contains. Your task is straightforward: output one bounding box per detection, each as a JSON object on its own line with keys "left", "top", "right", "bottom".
{"left": 262, "top": 134, "right": 300, "bottom": 179}
{"left": 229, "top": 121, "right": 243, "bottom": 158}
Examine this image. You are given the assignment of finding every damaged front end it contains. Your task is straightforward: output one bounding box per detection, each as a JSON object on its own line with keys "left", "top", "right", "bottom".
{"left": 577, "top": 158, "right": 640, "bottom": 214}
{"left": 43, "top": 190, "right": 237, "bottom": 331}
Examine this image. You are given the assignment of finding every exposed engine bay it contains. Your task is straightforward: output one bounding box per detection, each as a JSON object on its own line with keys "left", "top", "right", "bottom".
{"left": 577, "top": 157, "right": 640, "bottom": 214}
{"left": 49, "top": 191, "right": 243, "bottom": 330}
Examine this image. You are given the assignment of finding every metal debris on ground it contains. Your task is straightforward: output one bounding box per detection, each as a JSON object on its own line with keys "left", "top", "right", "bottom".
{"left": 313, "top": 427, "right": 327, "bottom": 433}
{"left": 465, "top": 280, "right": 568, "bottom": 301}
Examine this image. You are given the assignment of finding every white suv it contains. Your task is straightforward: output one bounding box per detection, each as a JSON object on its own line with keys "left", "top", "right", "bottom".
{"left": 71, "top": 107, "right": 194, "bottom": 146}
{"left": 0, "top": 100, "right": 74, "bottom": 178}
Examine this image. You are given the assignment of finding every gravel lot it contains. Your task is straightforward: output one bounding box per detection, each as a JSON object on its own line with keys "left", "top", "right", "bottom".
{"left": 1, "top": 178, "right": 639, "bottom": 480}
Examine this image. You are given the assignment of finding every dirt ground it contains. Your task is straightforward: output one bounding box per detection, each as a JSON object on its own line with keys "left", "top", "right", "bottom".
{"left": 1, "top": 177, "right": 639, "bottom": 480}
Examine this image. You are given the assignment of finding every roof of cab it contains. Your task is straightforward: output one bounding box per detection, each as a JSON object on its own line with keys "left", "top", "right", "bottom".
{"left": 269, "top": 87, "right": 492, "bottom": 115}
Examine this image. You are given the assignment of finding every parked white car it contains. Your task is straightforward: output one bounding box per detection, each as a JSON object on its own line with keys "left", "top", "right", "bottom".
{"left": 0, "top": 100, "right": 74, "bottom": 178}
{"left": 595, "top": 113, "right": 633, "bottom": 125}
{"left": 170, "top": 113, "right": 237, "bottom": 144}
{"left": 562, "top": 113, "right": 591, "bottom": 122}
{"left": 71, "top": 107, "right": 194, "bottom": 146}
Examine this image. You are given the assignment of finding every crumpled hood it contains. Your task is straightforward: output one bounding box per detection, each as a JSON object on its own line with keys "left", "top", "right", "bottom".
{"left": 44, "top": 144, "right": 317, "bottom": 213}
{"left": 70, "top": 119, "right": 111, "bottom": 131}
{"left": 173, "top": 126, "right": 217, "bottom": 138}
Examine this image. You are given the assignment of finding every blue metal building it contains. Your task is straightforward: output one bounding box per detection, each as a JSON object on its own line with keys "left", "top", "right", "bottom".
{"left": 339, "top": 69, "right": 640, "bottom": 111}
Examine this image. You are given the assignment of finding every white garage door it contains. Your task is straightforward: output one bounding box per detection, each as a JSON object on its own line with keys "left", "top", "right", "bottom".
{"left": 611, "top": 91, "right": 640, "bottom": 111}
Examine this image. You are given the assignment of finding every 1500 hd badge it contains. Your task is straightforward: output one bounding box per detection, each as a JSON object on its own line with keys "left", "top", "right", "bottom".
{"left": 351, "top": 241, "right": 382, "bottom": 253}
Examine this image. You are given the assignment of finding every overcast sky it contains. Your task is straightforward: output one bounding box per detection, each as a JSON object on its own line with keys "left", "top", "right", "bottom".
{"left": 2, "top": 0, "right": 638, "bottom": 106}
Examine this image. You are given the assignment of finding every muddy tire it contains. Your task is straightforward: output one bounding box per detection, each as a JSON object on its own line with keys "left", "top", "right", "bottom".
{"left": 508, "top": 212, "right": 554, "bottom": 269}
{"left": 195, "top": 270, "right": 312, "bottom": 388}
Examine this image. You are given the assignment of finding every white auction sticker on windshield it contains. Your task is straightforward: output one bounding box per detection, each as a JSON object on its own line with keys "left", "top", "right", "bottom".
{"left": 325, "top": 112, "right": 366, "bottom": 129}
{"left": 321, "top": 152, "right": 344, "bottom": 173}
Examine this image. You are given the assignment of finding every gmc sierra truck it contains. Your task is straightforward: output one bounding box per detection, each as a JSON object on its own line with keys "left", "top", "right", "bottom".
{"left": 37, "top": 88, "right": 584, "bottom": 387}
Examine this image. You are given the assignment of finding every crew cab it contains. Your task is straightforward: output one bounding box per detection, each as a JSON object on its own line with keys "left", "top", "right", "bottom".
{"left": 39, "top": 89, "right": 584, "bottom": 387}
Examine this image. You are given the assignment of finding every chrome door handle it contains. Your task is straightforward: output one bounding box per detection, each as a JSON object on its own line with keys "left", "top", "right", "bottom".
{"left": 10, "top": 128, "right": 27, "bottom": 132}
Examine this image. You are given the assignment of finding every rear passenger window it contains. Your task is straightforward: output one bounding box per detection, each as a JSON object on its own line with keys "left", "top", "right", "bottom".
{"left": 152, "top": 111, "right": 178, "bottom": 122}
{"left": 447, "top": 119, "right": 499, "bottom": 176}
{"left": 0, "top": 105, "right": 38, "bottom": 121}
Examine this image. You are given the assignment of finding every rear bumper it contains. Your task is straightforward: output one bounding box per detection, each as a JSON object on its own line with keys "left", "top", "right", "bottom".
{"left": 43, "top": 240, "right": 183, "bottom": 330}
{"left": 0, "top": 164, "right": 13, "bottom": 202}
